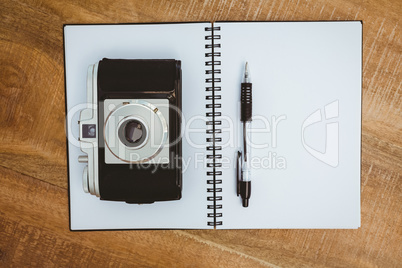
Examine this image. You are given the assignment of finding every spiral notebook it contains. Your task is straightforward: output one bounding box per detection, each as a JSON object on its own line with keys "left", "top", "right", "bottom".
{"left": 64, "top": 21, "right": 362, "bottom": 230}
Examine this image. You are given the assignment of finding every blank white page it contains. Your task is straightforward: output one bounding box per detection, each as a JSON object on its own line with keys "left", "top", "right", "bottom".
{"left": 216, "top": 22, "right": 361, "bottom": 228}
{"left": 65, "top": 23, "right": 211, "bottom": 230}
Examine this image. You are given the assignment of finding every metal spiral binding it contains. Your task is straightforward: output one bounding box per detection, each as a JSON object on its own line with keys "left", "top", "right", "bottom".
{"left": 205, "top": 25, "right": 223, "bottom": 227}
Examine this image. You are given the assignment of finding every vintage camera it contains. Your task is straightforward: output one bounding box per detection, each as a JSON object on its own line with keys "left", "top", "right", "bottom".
{"left": 78, "top": 58, "right": 182, "bottom": 203}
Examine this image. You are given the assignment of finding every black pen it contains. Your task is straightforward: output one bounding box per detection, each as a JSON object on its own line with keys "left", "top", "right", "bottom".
{"left": 237, "top": 62, "right": 252, "bottom": 207}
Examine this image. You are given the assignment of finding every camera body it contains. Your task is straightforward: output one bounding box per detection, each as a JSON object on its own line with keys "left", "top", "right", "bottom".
{"left": 79, "top": 58, "right": 182, "bottom": 203}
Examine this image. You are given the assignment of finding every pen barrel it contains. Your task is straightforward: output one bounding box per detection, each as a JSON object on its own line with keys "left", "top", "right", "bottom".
{"left": 241, "top": 83, "right": 252, "bottom": 122}
{"left": 240, "top": 181, "right": 251, "bottom": 207}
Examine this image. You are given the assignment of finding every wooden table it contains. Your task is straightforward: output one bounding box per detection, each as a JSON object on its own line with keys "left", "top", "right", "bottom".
{"left": 0, "top": 0, "right": 400, "bottom": 266}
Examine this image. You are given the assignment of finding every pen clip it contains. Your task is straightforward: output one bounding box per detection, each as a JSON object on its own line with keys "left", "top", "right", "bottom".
{"left": 236, "top": 151, "right": 242, "bottom": 196}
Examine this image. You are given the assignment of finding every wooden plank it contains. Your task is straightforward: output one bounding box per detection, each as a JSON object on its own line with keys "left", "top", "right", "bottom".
{"left": 0, "top": 166, "right": 269, "bottom": 267}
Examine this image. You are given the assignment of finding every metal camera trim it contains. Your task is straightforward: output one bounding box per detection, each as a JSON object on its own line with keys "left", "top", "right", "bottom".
{"left": 79, "top": 63, "right": 100, "bottom": 197}
{"left": 103, "top": 100, "right": 169, "bottom": 164}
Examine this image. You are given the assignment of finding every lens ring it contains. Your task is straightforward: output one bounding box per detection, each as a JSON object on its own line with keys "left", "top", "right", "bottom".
{"left": 104, "top": 100, "right": 168, "bottom": 164}
{"left": 118, "top": 118, "right": 149, "bottom": 149}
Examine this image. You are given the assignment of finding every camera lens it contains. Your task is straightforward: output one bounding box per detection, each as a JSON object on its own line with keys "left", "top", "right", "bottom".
{"left": 118, "top": 119, "right": 148, "bottom": 148}
{"left": 125, "top": 120, "right": 143, "bottom": 143}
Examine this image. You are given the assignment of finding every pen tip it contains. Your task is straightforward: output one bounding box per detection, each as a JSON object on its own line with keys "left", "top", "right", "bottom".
{"left": 244, "top": 62, "right": 249, "bottom": 82}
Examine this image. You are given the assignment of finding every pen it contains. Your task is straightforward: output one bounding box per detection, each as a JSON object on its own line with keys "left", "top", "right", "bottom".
{"left": 237, "top": 62, "right": 252, "bottom": 207}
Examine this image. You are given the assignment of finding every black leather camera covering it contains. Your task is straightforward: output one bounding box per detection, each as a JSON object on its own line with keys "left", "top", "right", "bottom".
{"left": 97, "top": 58, "right": 182, "bottom": 203}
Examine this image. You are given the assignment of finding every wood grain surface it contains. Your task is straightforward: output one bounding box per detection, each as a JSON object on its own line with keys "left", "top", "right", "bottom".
{"left": 0, "top": 0, "right": 401, "bottom": 267}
